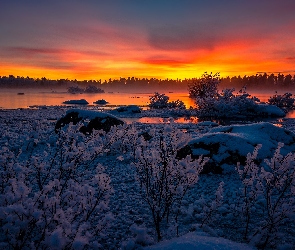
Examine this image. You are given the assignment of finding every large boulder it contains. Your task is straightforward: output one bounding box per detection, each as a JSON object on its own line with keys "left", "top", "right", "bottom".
{"left": 55, "top": 109, "right": 124, "bottom": 134}
{"left": 182, "top": 122, "right": 295, "bottom": 174}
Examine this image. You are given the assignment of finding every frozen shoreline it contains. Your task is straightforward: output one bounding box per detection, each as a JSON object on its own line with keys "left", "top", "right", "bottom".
{"left": 1, "top": 107, "right": 295, "bottom": 249}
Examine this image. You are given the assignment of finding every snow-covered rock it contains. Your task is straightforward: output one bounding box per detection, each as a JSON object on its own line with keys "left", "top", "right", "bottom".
{"left": 255, "top": 103, "right": 285, "bottom": 117}
{"left": 55, "top": 108, "right": 124, "bottom": 133}
{"left": 93, "top": 99, "right": 108, "bottom": 105}
{"left": 187, "top": 122, "right": 295, "bottom": 172}
{"left": 63, "top": 99, "right": 89, "bottom": 105}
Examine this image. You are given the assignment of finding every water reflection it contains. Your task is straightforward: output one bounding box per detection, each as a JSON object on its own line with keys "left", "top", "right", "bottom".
{"left": 286, "top": 110, "right": 295, "bottom": 118}
{"left": 122, "top": 117, "right": 199, "bottom": 124}
{"left": 122, "top": 116, "right": 281, "bottom": 125}
{"left": 0, "top": 89, "right": 294, "bottom": 123}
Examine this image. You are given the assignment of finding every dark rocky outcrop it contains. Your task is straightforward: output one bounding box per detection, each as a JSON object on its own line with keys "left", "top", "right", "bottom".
{"left": 55, "top": 109, "right": 124, "bottom": 134}
{"left": 63, "top": 99, "right": 89, "bottom": 105}
{"left": 114, "top": 105, "right": 141, "bottom": 113}
{"left": 55, "top": 111, "right": 82, "bottom": 132}
{"left": 79, "top": 116, "right": 124, "bottom": 134}
{"left": 177, "top": 145, "right": 222, "bottom": 174}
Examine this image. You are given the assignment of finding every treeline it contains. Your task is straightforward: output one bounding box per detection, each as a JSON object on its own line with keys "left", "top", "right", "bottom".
{"left": 220, "top": 73, "right": 295, "bottom": 91}
{"left": 0, "top": 75, "right": 193, "bottom": 91}
{"left": 1, "top": 73, "right": 295, "bottom": 91}
{"left": 0, "top": 75, "right": 102, "bottom": 89}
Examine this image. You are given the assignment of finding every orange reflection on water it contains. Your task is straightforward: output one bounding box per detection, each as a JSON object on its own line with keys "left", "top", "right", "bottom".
{"left": 286, "top": 110, "right": 295, "bottom": 119}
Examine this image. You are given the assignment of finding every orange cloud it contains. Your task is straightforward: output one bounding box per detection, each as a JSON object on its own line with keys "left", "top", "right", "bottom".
{"left": 1, "top": 18, "right": 295, "bottom": 81}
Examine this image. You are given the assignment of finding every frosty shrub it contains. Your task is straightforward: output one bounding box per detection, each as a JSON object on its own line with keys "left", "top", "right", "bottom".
{"left": 148, "top": 92, "right": 185, "bottom": 109}
{"left": 236, "top": 143, "right": 295, "bottom": 249}
{"left": 196, "top": 88, "right": 260, "bottom": 118}
{"left": 103, "top": 123, "right": 142, "bottom": 160}
{"left": 132, "top": 123, "right": 208, "bottom": 241}
{"left": 148, "top": 92, "right": 170, "bottom": 109}
{"left": 188, "top": 72, "right": 268, "bottom": 118}
{"left": 236, "top": 144, "right": 262, "bottom": 240}
{"left": 0, "top": 124, "right": 113, "bottom": 249}
{"left": 268, "top": 92, "right": 295, "bottom": 110}
{"left": 188, "top": 72, "right": 220, "bottom": 99}
{"left": 200, "top": 181, "right": 224, "bottom": 228}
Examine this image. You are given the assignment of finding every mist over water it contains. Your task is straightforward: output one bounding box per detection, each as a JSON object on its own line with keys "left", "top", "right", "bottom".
{"left": 1, "top": 88, "right": 295, "bottom": 118}
{"left": 0, "top": 88, "right": 193, "bottom": 109}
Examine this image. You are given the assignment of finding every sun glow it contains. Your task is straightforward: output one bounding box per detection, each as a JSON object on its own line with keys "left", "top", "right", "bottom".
{"left": 1, "top": 26, "right": 294, "bottom": 81}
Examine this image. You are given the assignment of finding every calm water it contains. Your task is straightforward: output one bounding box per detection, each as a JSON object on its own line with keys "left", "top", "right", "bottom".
{"left": 1, "top": 89, "right": 295, "bottom": 118}
{"left": 0, "top": 89, "right": 195, "bottom": 109}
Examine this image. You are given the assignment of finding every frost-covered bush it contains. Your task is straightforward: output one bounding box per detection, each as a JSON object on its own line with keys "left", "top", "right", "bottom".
{"left": 121, "top": 224, "right": 154, "bottom": 249}
{"left": 188, "top": 72, "right": 220, "bottom": 99}
{"left": 0, "top": 124, "right": 113, "bottom": 249}
{"left": 196, "top": 88, "right": 261, "bottom": 118}
{"left": 236, "top": 144, "right": 262, "bottom": 240}
{"left": 104, "top": 123, "right": 140, "bottom": 157}
{"left": 188, "top": 73, "right": 286, "bottom": 118}
{"left": 148, "top": 92, "right": 185, "bottom": 109}
{"left": 168, "top": 99, "right": 186, "bottom": 109}
{"left": 236, "top": 143, "right": 295, "bottom": 248}
{"left": 132, "top": 123, "right": 208, "bottom": 241}
{"left": 200, "top": 181, "right": 224, "bottom": 227}
{"left": 268, "top": 92, "right": 295, "bottom": 110}
{"left": 148, "top": 92, "right": 170, "bottom": 109}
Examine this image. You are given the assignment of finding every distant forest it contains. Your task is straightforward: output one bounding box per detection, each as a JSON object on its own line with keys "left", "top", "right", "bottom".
{"left": 1, "top": 73, "right": 295, "bottom": 92}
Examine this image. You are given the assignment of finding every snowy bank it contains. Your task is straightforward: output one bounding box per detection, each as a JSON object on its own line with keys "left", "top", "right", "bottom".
{"left": 1, "top": 108, "right": 295, "bottom": 249}
{"left": 145, "top": 232, "right": 254, "bottom": 250}
{"left": 256, "top": 103, "right": 285, "bottom": 117}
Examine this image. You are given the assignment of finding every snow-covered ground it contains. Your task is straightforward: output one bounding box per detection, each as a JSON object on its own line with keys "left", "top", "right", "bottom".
{"left": 145, "top": 232, "right": 255, "bottom": 250}
{"left": 1, "top": 106, "right": 295, "bottom": 250}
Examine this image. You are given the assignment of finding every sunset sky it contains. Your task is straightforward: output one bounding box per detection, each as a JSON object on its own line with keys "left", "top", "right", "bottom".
{"left": 1, "top": 0, "right": 295, "bottom": 81}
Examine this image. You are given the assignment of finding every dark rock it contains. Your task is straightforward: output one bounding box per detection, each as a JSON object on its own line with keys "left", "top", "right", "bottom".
{"left": 114, "top": 105, "right": 141, "bottom": 113}
{"left": 176, "top": 145, "right": 192, "bottom": 160}
{"left": 139, "top": 131, "right": 153, "bottom": 141}
{"left": 55, "top": 109, "right": 124, "bottom": 134}
{"left": 55, "top": 111, "right": 82, "bottom": 132}
{"left": 63, "top": 99, "right": 89, "bottom": 105}
{"left": 93, "top": 99, "right": 108, "bottom": 105}
{"left": 201, "top": 161, "right": 222, "bottom": 174}
{"left": 176, "top": 145, "right": 222, "bottom": 174}
{"left": 79, "top": 116, "right": 124, "bottom": 134}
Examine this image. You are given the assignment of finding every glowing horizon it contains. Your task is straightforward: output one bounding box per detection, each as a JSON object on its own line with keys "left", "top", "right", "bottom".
{"left": 1, "top": 0, "right": 295, "bottom": 82}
